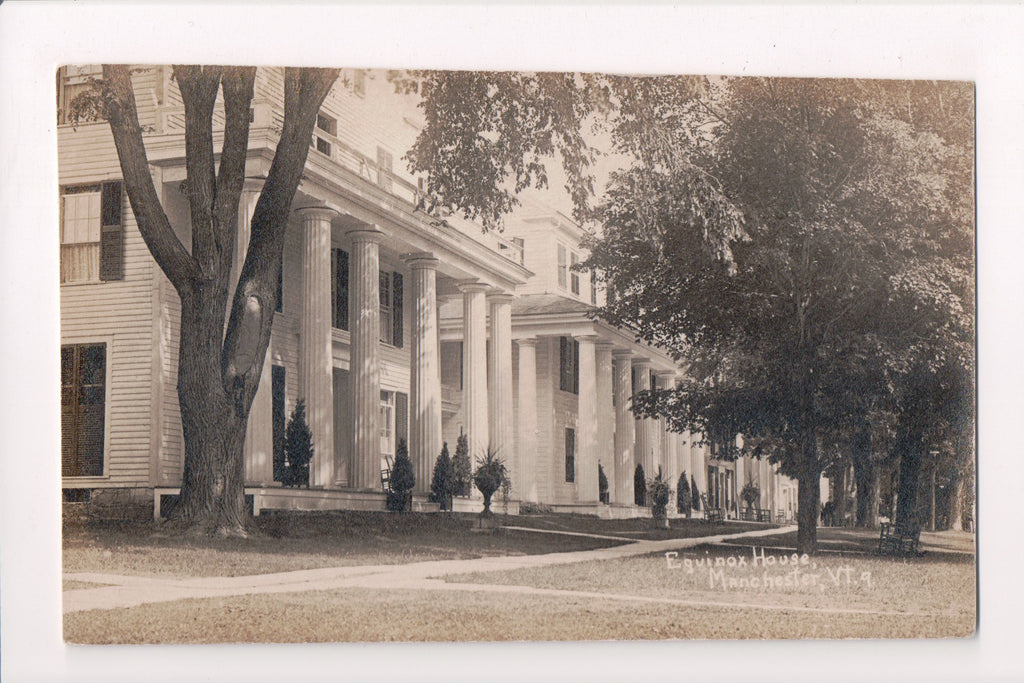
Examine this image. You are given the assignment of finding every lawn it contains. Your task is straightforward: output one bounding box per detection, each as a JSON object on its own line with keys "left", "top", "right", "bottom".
{"left": 63, "top": 510, "right": 762, "bottom": 578}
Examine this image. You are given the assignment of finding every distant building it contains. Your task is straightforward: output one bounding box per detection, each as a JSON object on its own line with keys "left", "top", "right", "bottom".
{"left": 58, "top": 66, "right": 795, "bottom": 520}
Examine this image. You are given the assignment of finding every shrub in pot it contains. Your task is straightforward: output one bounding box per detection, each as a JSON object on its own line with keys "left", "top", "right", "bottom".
{"left": 452, "top": 432, "right": 472, "bottom": 497}
{"left": 473, "top": 447, "right": 507, "bottom": 517}
{"left": 677, "top": 470, "right": 692, "bottom": 517}
{"left": 598, "top": 464, "right": 610, "bottom": 504}
{"left": 283, "top": 400, "right": 313, "bottom": 488}
{"left": 429, "top": 442, "right": 455, "bottom": 510}
{"left": 648, "top": 467, "right": 672, "bottom": 525}
{"left": 634, "top": 464, "right": 646, "bottom": 506}
{"left": 387, "top": 439, "right": 415, "bottom": 512}
{"left": 741, "top": 481, "right": 760, "bottom": 512}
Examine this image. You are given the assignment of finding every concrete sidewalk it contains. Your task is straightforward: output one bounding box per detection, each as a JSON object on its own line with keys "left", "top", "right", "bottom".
{"left": 64, "top": 525, "right": 795, "bottom": 614}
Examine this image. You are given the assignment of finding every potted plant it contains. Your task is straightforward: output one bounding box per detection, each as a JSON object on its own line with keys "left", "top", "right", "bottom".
{"left": 452, "top": 432, "right": 472, "bottom": 497}
{"left": 647, "top": 467, "right": 672, "bottom": 528}
{"left": 283, "top": 400, "right": 313, "bottom": 488}
{"left": 387, "top": 438, "right": 415, "bottom": 512}
{"left": 429, "top": 442, "right": 455, "bottom": 511}
{"left": 633, "top": 464, "right": 646, "bottom": 506}
{"left": 473, "top": 446, "right": 507, "bottom": 518}
{"left": 741, "top": 481, "right": 760, "bottom": 513}
{"left": 598, "top": 464, "right": 610, "bottom": 504}
{"left": 677, "top": 470, "right": 692, "bottom": 518}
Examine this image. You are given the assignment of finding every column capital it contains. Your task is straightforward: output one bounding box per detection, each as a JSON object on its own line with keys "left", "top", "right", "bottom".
{"left": 573, "top": 334, "right": 602, "bottom": 344}
{"left": 295, "top": 205, "right": 339, "bottom": 222}
{"left": 487, "top": 290, "right": 516, "bottom": 305}
{"left": 457, "top": 279, "right": 490, "bottom": 294}
{"left": 656, "top": 369, "right": 679, "bottom": 381}
{"left": 402, "top": 252, "right": 440, "bottom": 270}
{"left": 516, "top": 337, "right": 538, "bottom": 348}
{"left": 347, "top": 226, "right": 385, "bottom": 244}
{"left": 242, "top": 177, "right": 265, "bottom": 193}
{"left": 612, "top": 348, "right": 634, "bottom": 361}
{"left": 632, "top": 356, "right": 653, "bottom": 368}
{"left": 596, "top": 339, "right": 616, "bottom": 353}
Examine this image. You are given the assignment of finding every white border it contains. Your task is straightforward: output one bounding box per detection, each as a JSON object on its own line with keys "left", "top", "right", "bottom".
{"left": 2, "top": 3, "right": 1022, "bottom": 682}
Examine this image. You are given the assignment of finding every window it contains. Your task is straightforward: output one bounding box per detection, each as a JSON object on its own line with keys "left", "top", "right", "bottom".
{"left": 57, "top": 65, "right": 103, "bottom": 124}
{"left": 513, "top": 237, "right": 525, "bottom": 265}
{"left": 376, "top": 147, "right": 394, "bottom": 193}
{"left": 379, "top": 390, "right": 409, "bottom": 466}
{"left": 564, "top": 428, "right": 576, "bottom": 482}
{"left": 331, "top": 248, "right": 349, "bottom": 330}
{"left": 272, "top": 366, "right": 287, "bottom": 483}
{"left": 312, "top": 111, "right": 336, "bottom": 156}
{"left": 60, "top": 182, "right": 124, "bottom": 284}
{"left": 61, "top": 343, "right": 106, "bottom": 477}
{"left": 353, "top": 69, "right": 366, "bottom": 97}
{"left": 570, "top": 252, "right": 580, "bottom": 295}
{"left": 379, "top": 270, "right": 403, "bottom": 347}
{"left": 557, "top": 244, "right": 568, "bottom": 289}
{"left": 558, "top": 336, "right": 579, "bottom": 394}
{"left": 590, "top": 269, "right": 598, "bottom": 305}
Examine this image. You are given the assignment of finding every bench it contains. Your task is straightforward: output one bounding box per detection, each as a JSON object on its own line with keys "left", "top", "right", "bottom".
{"left": 776, "top": 509, "right": 787, "bottom": 524}
{"left": 700, "top": 493, "right": 723, "bottom": 524}
{"left": 757, "top": 508, "right": 772, "bottom": 523}
{"left": 878, "top": 521, "right": 923, "bottom": 556}
{"left": 739, "top": 508, "right": 758, "bottom": 522}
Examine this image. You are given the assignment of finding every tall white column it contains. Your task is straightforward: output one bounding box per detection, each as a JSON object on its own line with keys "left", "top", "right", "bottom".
{"left": 516, "top": 338, "right": 538, "bottom": 502}
{"left": 348, "top": 226, "right": 383, "bottom": 490}
{"left": 576, "top": 336, "right": 599, "bottom": 504}
{"left": 405, "top": 253, "right": 441, "bottom": 494}
{"left": 632, "top": 358, "right": 654, "bottom": 481}
{"left": 460, "top": 282, "right": 489, "bottom": 473}
{"left": 488, "top": 292, "right": 514, "bottom": 469}
{"left": 612, "top": 350, "right": 634, "bottom": 505}
{"left": 596, "top": 341, "right": 615, "bottom": 504}
{"left": 656, "top": 372, "right": 678, "bottom": 491}
{"left": 298, "top": 208, "right": 336, "bottom": 487}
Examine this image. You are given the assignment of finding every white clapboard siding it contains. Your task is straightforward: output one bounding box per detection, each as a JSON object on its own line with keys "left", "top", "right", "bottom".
{"left": 534, "top": 338, "right": 555, "bottom": 504}
{"left": 60, "top": 184, "right": 156, "bottom": 488}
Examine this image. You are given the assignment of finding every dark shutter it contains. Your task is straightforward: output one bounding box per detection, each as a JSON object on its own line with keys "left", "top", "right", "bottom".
{"left": 272, "top": 366, "right": 286, "bottom": 482}
{"left": 276, "top": 259, "right": 283, "bottom": 313}
{"left": 392, "top": 272, "right": 403, "bottom": 348}
{"left": 395, "top": 391, "right": 408, "bottom": 454}
{"left": 573, "top": 339, "right": 580, "bottom": 394}
{"left": 333, "top": 248, "right": 349, "bottom": 330}
{"left": 565, "top": 428, "right": 575, "bottom": 482}
{"left": 99, "top": 181, "right": 124, "bottom": 281}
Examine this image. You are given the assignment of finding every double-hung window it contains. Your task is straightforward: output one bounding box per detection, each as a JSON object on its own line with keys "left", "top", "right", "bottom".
{"left": 61, "top": 343, "right": 106, "bottom": 477}
{"left": 60, "top": 182, "right": 124, "bottom": 284}
{"left": 564, "top": 428, "right": 576, "bottom": 482}
{"left": 558, "top": 336, "right": 579, "bottom": 394}
{"left": 570, "top": 252, "right": 581, "bottom": 295}
{"left": 557, "top": 244, "right": 568, "bottom": 289}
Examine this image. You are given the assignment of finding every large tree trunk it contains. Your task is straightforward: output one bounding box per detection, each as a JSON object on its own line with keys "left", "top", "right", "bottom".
{"left": 795, "top": 437, "right": 822, "bottom": 555}
{"left": 852, "top": 426, "right": 879, "bottom": 528}
{"left": 895, "top": 426, "right": 924, "bottom": 527}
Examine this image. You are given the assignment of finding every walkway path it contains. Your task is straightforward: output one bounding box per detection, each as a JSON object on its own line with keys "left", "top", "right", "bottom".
{"left": 64, "top": 525, "right": 794, "bottom": 614}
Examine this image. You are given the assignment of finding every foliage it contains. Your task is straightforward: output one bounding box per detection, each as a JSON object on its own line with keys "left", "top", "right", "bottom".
{"left": 386, "top": 439, "right": 415, "bottom": 512}
{"left": 741, "top": 481, "right": 760, "bottom": 510}
{"left": 283, "top": 400, "right": 313, "bottom": 488}
{"left": 691, "top": 475, "right": 701, "bottom": 511}
{"left": 598, "top": 463, "right": 609, "bottom": 503}
{"left": 429, "top": 442, "right": 455, "bottom": 510}
{"left": 647, "top": 467, "right": 672, "bottom": 520}
{"left": 633, "top": 464, "right": 646, "bottom": 506}
{"left": 677, "top": 471, "right": 692, "bottom": 514}
{"left": 453, "top": 432, "right": 472, "bottom": 497}
{"left": 473, "top": 447, "right": 508, "bottom": 516}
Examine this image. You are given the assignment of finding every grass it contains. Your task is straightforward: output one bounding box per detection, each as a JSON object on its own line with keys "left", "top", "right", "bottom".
{"left": 505, "top": 514, "right": 773, "bottom": 540}
{"left": 63, "top": 510, "right": 632, "bottom": 577}
{"left": 63, "top": 582, "right": 974, "bottom": 643}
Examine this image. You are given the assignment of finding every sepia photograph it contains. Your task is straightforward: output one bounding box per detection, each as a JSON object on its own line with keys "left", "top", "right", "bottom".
{"left": 2, "top": 3, "right": 1022, "bottom": 683}
{"left": 55, "top": 64, "right": 976, "bottom": 644}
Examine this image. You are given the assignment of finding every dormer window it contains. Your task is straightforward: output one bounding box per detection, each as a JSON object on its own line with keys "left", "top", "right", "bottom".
{"left": 376, "top": 146, "right": 394, "bottom": 192}
{"left": 570, "top": 252, "right": 581, "bottom": 296}
{"left": 557, "top": 244, "right": 568, "bottom": 289}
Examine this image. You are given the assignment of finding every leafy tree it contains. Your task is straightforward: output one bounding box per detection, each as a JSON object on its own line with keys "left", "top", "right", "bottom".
{"left": 387, "top": 438, "right": 416, "bottom": 512}
{"left": 452, "top": 432, "right": 472, "bottom": 497}
{"left": 429, "top": 442, "right": 455, "bottom": 510}
{"left": 633, "top": 464, "right": 646, "bottom": 506}
{"left": 647, "top": 467, "right": 672, "bottom": 521}
{"left": 741, "top": 481, "right": 760, "bottom": 511}
{"left": 677, "top": 471, "right": 691, "bottom": 517}
{"left": 80, "top": 65, "right": 338, "bottom": 534}
{"left": 283, "top": 400, "right": 313, "bottom": 488}
{"left": 586, "top": 78, "right": 972, "bottom": 553}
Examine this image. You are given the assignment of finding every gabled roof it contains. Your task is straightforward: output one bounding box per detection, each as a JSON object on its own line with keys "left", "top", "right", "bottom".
{"left": 511, "top": 294, "right": 594, "bottom": 317}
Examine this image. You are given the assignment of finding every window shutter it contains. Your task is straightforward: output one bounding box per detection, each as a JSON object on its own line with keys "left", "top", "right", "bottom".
{"left": 565, "top": 428, "right": 575, "bottom": 482}
{"left": 333, "top": 248, "right": 349, "bottom": 330}
{"left": 392, "top": 272, "right": 403, "bottom": 348}
{"left": 395, "top": 391, "right": 408, "bottom": 452}
{"left": 573, "top": 339, "right": 580, "bottom": 394}
{"left": 99, "top": 182, "right": 123, "bottom": 281}
{"left": 559, "top": 337, "right": 569, "bottom": 392}
{"left": 272, "top": 366, "right": 287, "bottom": 482}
